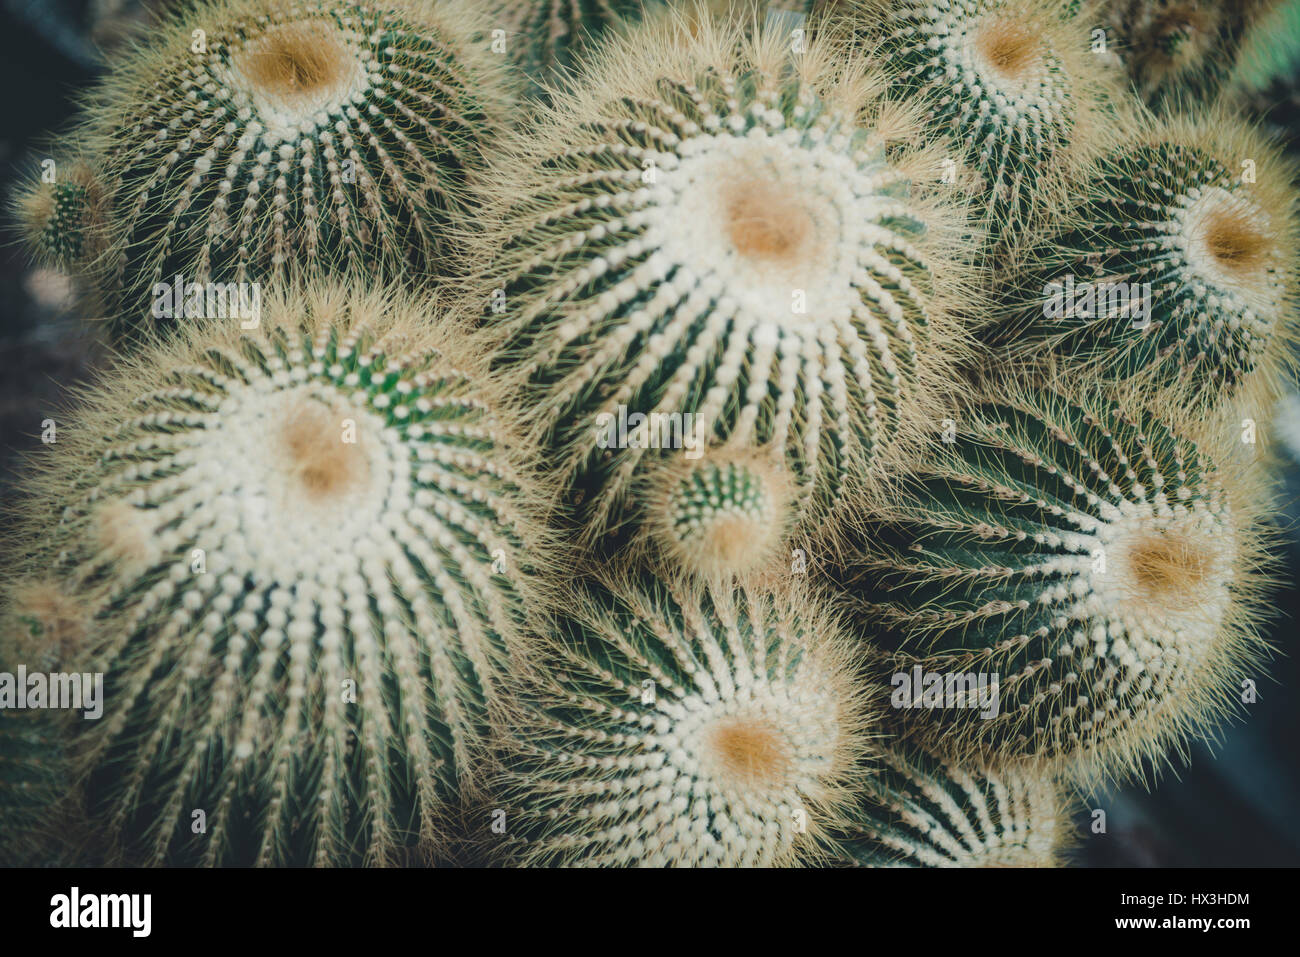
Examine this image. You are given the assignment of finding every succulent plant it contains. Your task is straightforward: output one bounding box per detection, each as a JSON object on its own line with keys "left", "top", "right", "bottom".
{"left": 830, "top": 381, "right": 1273, "bottom": 782}
{"left": 1092, "top": 0, "right": 1281, "bottom": 106}
{"left": 12, "top": 159, "right": 108, "bottom": 273}
{"left": 499, "top": 573, "right": 870, "bottom": 866}
{"left": 15, "top": 0, "right": 514, "bottom": 340}
{"left": 845, "top": 0, "right": 1114, "bottom": 234}
{"left": 482, "top": 13, "right": 974, "bottom": 559}
{"left": 829, "top": 748, "right": 1073, "bottom": 866}
{"left": 1003, "top": 106, "right": 1298, "bottom": 401}
{"left": 1, "top": 281, "right": 545, "bottom": 865}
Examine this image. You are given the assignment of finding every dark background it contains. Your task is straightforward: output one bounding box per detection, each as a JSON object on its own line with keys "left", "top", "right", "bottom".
{"left": 1, "top": 0, "right": 1297, "bottom": 866}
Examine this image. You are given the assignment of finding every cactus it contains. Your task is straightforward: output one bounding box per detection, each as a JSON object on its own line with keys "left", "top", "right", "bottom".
{"left": 500, "top": 573, "right": 870, "bottom": 866}
{"left": 1003, "top": 106, "right": 1298, "bottom": 400}
{"left": 830, "top": 382, "right": 1273, "bottom": 782}
{"left": 1092, "top": 0, "right": 1281, "bottom": 106}
{"left": 830, "top": 749, "right": 1073, "bottom": 866}
{"left": 639, "top": 446, "right": 794, "bottom": 580}
{"left": 12, "top": 159, "right": 108, "bottom": 273}
{"left": 18, "top": 0, "right": 514, "bottom": 340}
{"left": 1, "top": 281, "right": 544, "bottom": 865}
{"left": 482, "top": 13, "right": 974, "bottom": 557}
{"left": 844, "top": 0, "right": 1114, "bottom": 233}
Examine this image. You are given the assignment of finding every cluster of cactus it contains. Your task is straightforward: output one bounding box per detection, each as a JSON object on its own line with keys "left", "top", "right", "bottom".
{"left": 2, "top": 0, "right": 1296, "bottom": 869}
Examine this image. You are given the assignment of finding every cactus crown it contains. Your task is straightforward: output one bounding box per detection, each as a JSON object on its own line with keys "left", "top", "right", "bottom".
{"left": 836, "top": 381, "right": 1274, "bottom": 782}
{"left": 846, "top": 0, "right": 1111, "bottom": 230}
{"left": 5, "top": 281, "right": 545, "bottom": 865}
{"left": 36, "top": 0, "right": 513, "bottom": 338}
{"left": 482, "top": 12, "right": 974, "bottom": 547}
{"left": 502, "top": 574, "right": 870, "bottom": 866}
{"left": 1008, "top": 106, "right": 1299, "bottom": 399}
{"left": 831, "top": 749, "right": 1074, "bottom": 867}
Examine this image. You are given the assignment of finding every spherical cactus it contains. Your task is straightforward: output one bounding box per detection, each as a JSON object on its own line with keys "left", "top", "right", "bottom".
{"left": 844, "top": 0, "right": 1113, "bottom": 233}
{"left": 482, "top": 13, "right": 974, "bottom": 556}
{"left": 639, "top": 445, "right": 794, "bottom": 580}
{"left": 830, "top": 381, "right": 1274, "bottom": 782}
{"left": 500, "top": 574, "right": 870, "bottom": 866}
{"left": 2, "top": 281, "right": 545, "bottom": 865}
{"left": 1003, "top": 107, "right": 1298, "bottom": 401}
{"left": 24, "top": 0, "right": 514, "bottom": 339}
{"left": 12, "top": 159, "right": 108, "bottom": 272}
{"left": 829, "top": 749, "right": 1073, "bottom": 866}
{"left": 1092, "top": 0, "right": 1279, "bottom": 106}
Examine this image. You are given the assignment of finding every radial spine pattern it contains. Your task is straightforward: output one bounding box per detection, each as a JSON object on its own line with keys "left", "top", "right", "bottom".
{"left": 36, "top": 0, "right": 512, "bottom": 338}
{"left": 503, "top": 575, "right": 868, "bottom": 866}
{"left": 831, "top": 749, "right": 1072, "bottom": 867}
{"left": 3, "top": 282, "right": 540, "bottom": 865}
{"left": 485, "top": 15, "right": 971, "bottom": 543}
{"left": 835, "top": 384, "right": 1271, "bottom": 780}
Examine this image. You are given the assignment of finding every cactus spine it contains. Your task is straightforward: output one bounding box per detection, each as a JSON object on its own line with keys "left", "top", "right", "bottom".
{"left": 20, "top": 0, "right": 514, "bottom": 339}
{"left": 1005, "top": 106, "right": 1298, "bottom": 400}
{"left": 501, "top": 574, "right": 870, "bottom": 866}
{"left": 2, "top": 281, "right": 542, "bottom": 865}
{"left": 833, "top": 382, "right": 1272, "bottom": 781}
{"left": 482, "top": 14, "right": 973, "bottom": 556}
{"left": 830, "top": 749, "right": 1073, "bottom": 866}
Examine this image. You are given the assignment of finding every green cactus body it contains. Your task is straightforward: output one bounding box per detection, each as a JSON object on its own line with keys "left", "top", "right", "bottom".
{"left": 503, "top": 574, "right": 868, "bottom": 866}
{"left": 852, "top": 0, "right": 1108, "bottom": 229}
{"left": 830, "top": 750, "right": 1072, "bottom": 866}
{"left": 1008, "top": 114, "right": 1297, "bottom": 396}
{"left": 14, "top": 161, "right": 106, "bottom": 272}
{"left": 485, "top": 16, "right": 970, "bottom": 548}
{"left": 3, "top": 283, "right": 539, "bottom": 865}
{"left": 834, "top": 386, "right": 1270, "bottom": 779}
{"left": 46, "top": 0, "right": 512, "bottom": 339}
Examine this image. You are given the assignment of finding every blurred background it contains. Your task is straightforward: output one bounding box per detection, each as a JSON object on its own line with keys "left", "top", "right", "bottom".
{"left": 1, "top": 0, "right": 1298, "bottom": 866}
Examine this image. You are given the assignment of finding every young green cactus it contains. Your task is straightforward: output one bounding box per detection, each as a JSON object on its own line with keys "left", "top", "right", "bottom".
{"left": 831, "top": 381, "right": 1274, "bottom": 783}
{"left": 12, "top": 159, "right": 108, "bottom": 272}
{"left": 639, "top": 446, "right": 794, "bottom": 580}
{"left": 19, "top": 0, "right": 514, "bottom": 339}
{"left": 500, "top": 573, "right": 870, "bottom": 866}
{"left": 1003, "top": 106, "right": 1298, "bottom": 401}
{"left": 2, "top": 281, "right": 544, "bottom": 866}
{"left": 829, "top": 749, "right": 1073, "bottom": 866}
{"left": 844, "top": 0, "right": 1114, "bottom": 233}
{"left": 482, "top": 12, "right": 974, "bottom": 559}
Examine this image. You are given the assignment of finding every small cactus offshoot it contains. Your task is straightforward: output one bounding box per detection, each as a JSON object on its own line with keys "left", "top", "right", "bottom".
{"left": 20, "top": 0, "right": 514, "bottom": 339}
{"left": 500, "top": 574, "right": 870, "bottom": 866}
{"left": 483, "top": 13, "right": 974, "bottom": 552}
{"left": 832, "top": 382, "right": 1273, "bottom": 782}
{"left": 13, "top": 159, "right": 108, "bottom": 272}
{"left": 2, "top": 281, "right": 543, "bottom": 865}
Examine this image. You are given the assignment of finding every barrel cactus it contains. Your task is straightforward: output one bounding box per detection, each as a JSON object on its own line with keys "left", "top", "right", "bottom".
{"left": 830, "top": 749, "right": 1073, "bottom": 866}
{"left": 19, "top": 0, "right": 514, "bottom": 339}
{"left": 638, "top": 445, "right": 794, "bottom": 580}
{"left": 482, "top": 13, "right": 974, "bottom": 557}
{"left": 831, "top": 382, "right": 1273, "bottom": 782}
{"left": 13, "top": 158, "right": 108, "bottom": 273}
{"left": 499, "top": 574, "right": 870, "bottom": 866}
{"left": 2, "top": 281, "right": 543, "bottom": 865}
{"left": 1003, "top": 107, "right": 1298, "bottom": 400}
{"left": 846, "top": 0, "right": 1113, "bottom": 234}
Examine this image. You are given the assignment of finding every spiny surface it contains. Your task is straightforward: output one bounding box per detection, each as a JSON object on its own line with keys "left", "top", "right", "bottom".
{"left": 834, "top": 386, "right": 1271, "bottom": 780}
{"left": 485, "top": 17, "right": 968, "bottom": 544}
{"left": 504, "top": 575, "right": 868, "bottom": 866}
{"left": 830, "top": 750, "right": 1071, "bottom": 866}
{"left": 65, "top": 0, "right": 511, "bottom": 337}
{"left": 1007, "top": 110, "right": 1297, "bottom": 398}
{"left": 5, "top": 284, "right": 537, "bottom": 865}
